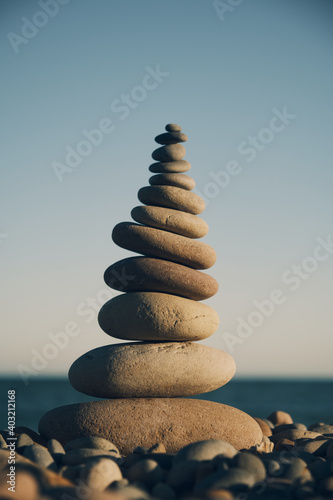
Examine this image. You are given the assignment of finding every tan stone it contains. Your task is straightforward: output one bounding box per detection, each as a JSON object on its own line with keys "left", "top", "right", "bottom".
{"left": 104, "top": 257, "right": 218, "bottom": 300}
{"left": 112, "top": 222, "right": 216, "bottom": 269}
{"left": 274, "top": 438, "right": 295, "bottom": 451}
{"left": 270, "top": 429, "right": 321, "bottom": 444}
{"left": 80, "top": 457, "right": 122, "bottom": 491}
{"left": 149, "top": 173, "right": 195, "bottom": 191}
{"left": 39, "top": 400, "right": 263, "bottom": 455}
{"left": 138, "top": 185, "right": 205, "bottom": 214}
{"left": 152, "top": 144, "right": 185, "bottom": 162}
{"left": 267, "top": 411, "right": 293, "bottom": 426}
{"left": 131, "top": 205, "right": 208, "bottom": 238}
{"left": 254, "top": 418, "right": 272, "bottom": 437}
{"left": 149, "top": 160, "right": 191, "bottom": 173}
{"left": 155, "top": 131, "right": 188, "bottom": 144}
{"left": 98, "top": 291, "right": 219, "bottom": 341}
{"left": 69, "top": 342, "right": 235, "bottom": 398}
{"left": 165, "top": 123, "right": 182, "bottom": 132}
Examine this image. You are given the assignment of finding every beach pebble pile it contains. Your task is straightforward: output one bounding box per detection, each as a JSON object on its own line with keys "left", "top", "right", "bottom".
{"left": 1, "top": 411, "right": 333, "bottom": 499}
{"left": 37, "top": 124, "right": 262, "bottom": 453}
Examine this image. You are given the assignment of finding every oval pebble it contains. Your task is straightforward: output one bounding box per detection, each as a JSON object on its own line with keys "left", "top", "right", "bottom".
{"left": 174, "top": 440, "right": 237, "bottom": 465}
{"left": 149, "top": 173, "right": 195, "bottom": 190}
{"left": 17, "top": 433, "right": 34, "bottom": 450}
{"left": 98, "top": 291, "right": 219, "bottom": 341}
{"left": 23, "top": 443, "right": 57, "bottom": 471}
{"left": 138, "top": 185, "right": 205, "bottom": 214}
{"left": 39, "top": 399, "right": 263, "bottom": 455}
{"left": 232, "top": 452, "right": 266, "bottom": 482}
{"left": 295, "top": 438, "right": 330, "bottom": 456}
{"left": 80, "top": 457, "right": 122, "bottom": 491}
{"left": 152, "top": 144, "right": 185, "bottom": 162}
{"left": 254, "top": 418, "right": 272, "bottom": 437}
{"left": 149, "top": 160, "right": 191, "bottom": 173}
{"left": 104, "top": 257, "right": 218, "bottom": 300}
{"left": 273, "top": 423, "right": 307, "bottom": 434}
{"left": 64, "top": 436, "right": 119, "bottom": 453}
{"left": 165, "top": 123, "right": 182, "bottom": 132}
{"left": 69, "top": 342, "right": 234, "bottom": 398}
{"left": 268, "top": 411, "right": 293, "bottom": 426}
{"left": 62, "top": 448, "right": 120, "bottom": 466}
{"left": 48, "top": 439, "right": 65, "bottom": 455}
{"left": 48, "top": 439, "right": 65, "bottom": 465}
{"left": 309, "top": 424, "right": 333, "bottom": 434}
{"left": 131, "top": 205, "right": 208, "bottom": 238}
{"left": 270, "top": 430, "right": 321, "bottom": 444}
{"left": 112, "top": 222, "right": 216, "bottom": 269}
{"left": 127, "top": 458, "right": 164, "bottom": 487}
{"left": 155, "top": 131, "right": 188, "bottom": 144}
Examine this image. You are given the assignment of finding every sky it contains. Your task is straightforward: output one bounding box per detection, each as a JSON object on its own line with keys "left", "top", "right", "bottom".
{"left": 1, "top": 0, "right": 333, "bottom": 379}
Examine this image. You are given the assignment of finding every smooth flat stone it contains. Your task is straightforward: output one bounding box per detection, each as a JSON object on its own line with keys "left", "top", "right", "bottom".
{"left": 39, "top": 399, "right": 263, "bottom": 455}
{"left": 138, "top": 186, "right": 205, "bottom": 215}
{"left": 174, "top": 440, "right": 238, "bottom": 464}
{"left": 149, "top": 160, "right": 191, "bottom": 173}
{"left": 232, "top": 452, "right": 266, "bottom": 482}
{"left": 80, "top": 458, "right": 122, "bottom": 491}
{"left": 17, "top": 433, "right": 34, "bottom": 450}
{"left": 112, "top": 222, "right": 216, "bottom": 269}
{"left": 152, "top": 144, "right": 185, "bottom": 162}
{"left": 64, "top": 436, "right": 119, "bottom": 453}
{"left": 104, "top": 257, "right": 218, "bottom": 300}
{"left": 69, "top": 342, "right": 235, "bottom": 398}
{"left": 267, "top": 411, "right": 293, "bottom": 425}
{"left": 149, "top": 173, "right": 195, "bottom": 190}
{"left": 98, "top": 292, "right": 219, "bottom": 341}
{"left": 23, "top": 443, "right": 57, "bottom": 471}
{"left": 62, "top": 448, "right": 120, "bottom": 465}
{"left": 155, "top": 132, "right": 188, "bottom": 145}
{"left": 165, "top": 123, "right": 182, "bottom": 132}
{"left": 131, "top": 205, "right": 208, "bottom": 238}
{"left": 127, "top": 458, "right": 163, "bottom": 488}
{"left": 270, "top": 430, "right": 321, "bottom": 444}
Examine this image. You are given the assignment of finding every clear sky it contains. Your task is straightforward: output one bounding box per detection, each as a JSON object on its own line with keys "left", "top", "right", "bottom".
{"left": 1, "top": 0, "right": 332, "bottom": 379}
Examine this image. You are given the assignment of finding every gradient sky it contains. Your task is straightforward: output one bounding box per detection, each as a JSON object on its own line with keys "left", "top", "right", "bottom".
{"left": 1, "top": 0, "right": 332, "bottom": 379}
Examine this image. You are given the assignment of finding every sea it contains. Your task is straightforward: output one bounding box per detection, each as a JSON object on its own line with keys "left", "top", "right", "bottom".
{"left": 1, "top": 378, "right": 332, "bottom": 432}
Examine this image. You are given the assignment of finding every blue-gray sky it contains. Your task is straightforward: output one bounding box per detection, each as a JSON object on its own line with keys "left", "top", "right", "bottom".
{"left": 1, "top": 0, "right": 333, "bottom": 379}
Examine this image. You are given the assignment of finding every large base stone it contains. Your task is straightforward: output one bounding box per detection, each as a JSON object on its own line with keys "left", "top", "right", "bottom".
{"left": 39, "top": 399, "right": 262, "bottom": 455}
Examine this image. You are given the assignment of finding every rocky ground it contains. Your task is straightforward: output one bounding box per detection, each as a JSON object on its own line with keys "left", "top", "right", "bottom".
{"left": 1, "top": 411, "right": 333, "bottom": 499}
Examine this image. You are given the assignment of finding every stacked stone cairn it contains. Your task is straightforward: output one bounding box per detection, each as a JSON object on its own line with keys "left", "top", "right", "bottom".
{"left": 39, "top": 124, "right": 262, "bottom": 456}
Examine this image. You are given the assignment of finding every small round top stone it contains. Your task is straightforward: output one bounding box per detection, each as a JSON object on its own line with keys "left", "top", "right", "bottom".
{"left": 165, "top": 123, "right": 182, "bottom": 132}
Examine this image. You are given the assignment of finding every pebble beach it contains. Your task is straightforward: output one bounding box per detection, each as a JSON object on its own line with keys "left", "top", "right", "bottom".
{"left": 1, "top": 410, "right": 333, "bottom": 499}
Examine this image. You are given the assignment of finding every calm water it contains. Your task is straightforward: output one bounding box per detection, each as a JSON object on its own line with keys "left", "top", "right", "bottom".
{"left": 0, "top": 377, "right": 332, "bottom": 432}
